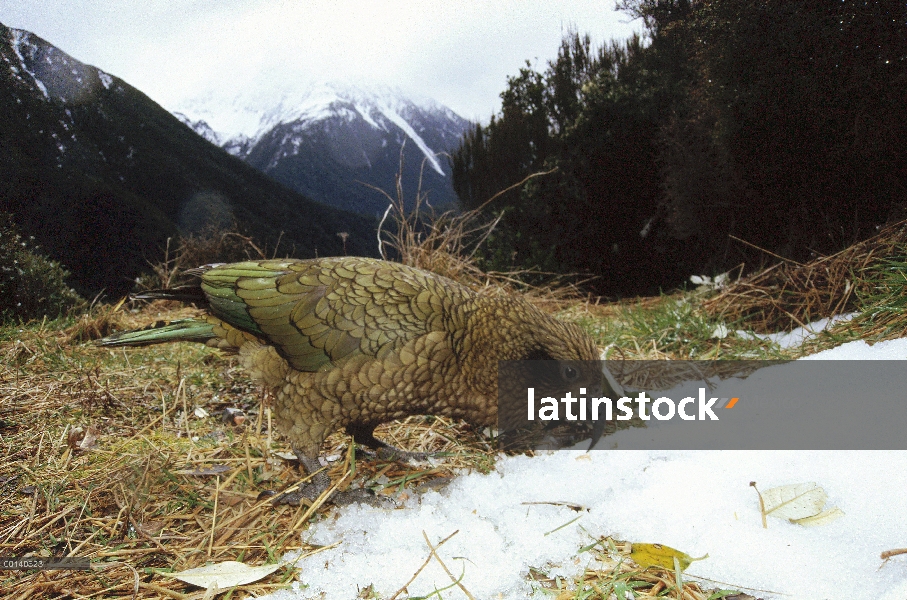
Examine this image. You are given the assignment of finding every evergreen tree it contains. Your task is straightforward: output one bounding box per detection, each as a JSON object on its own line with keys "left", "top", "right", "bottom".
{"left": 451, "top": 0, "right": 907, "bottom": 296}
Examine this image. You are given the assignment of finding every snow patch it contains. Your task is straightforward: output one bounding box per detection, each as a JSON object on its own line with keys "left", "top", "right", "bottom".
{"left": 377, "top": 104, "right": 445, "bottom": 175}
{"left": 354, "top": 103, "right": 383, "bottom": 130}
{"left": 9, "top": 29, "right": 48, "bottom": 99}
{"left": 800, "top": 335, "right": 907, "bottom": 360}
{"left": 278, "top": 445, "right": 907, "bottom": 599}
{"left": 741, "top": 313, "right": 855, "bottom": 350}
{"left": 266, "top": 333, "right": 907, "bottom": 600}
{"left": 32, "top": 77, "right": 48, "bottom": 98}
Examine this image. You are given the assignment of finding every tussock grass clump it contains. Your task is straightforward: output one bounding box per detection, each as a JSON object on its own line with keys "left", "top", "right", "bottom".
{"left": 841, "top": 255, "right": 907, "bottom": 341}
{"left": 65, "top": 300, "right": 132, "bottom": 343}
{"left": 686, "top": 219, "right": 907, "bottom": 357}
{"left": 793, "top": 253, "right": 907, "bottom": 353}
{"left": 374, "top": 159, "right": 586, "bottom": 310}
{"left": 701, "top": 220, "right": 907, "bottom": 333}
{"left": 136, "top": 224, "right": 271, "bottom": 292}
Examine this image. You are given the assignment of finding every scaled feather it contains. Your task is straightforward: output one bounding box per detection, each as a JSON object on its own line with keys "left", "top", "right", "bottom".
{"left": 98, "top": 257, "right": 608, "bottom": 498}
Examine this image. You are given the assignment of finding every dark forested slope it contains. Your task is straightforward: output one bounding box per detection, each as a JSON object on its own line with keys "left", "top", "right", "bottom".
{"left": 0, "top": 23, "right": 377, "bottom": 298}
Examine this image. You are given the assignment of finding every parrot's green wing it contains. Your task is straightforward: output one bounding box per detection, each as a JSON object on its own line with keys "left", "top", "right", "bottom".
{"left": 198, "top": 258, "right": 470, "bottom": 372}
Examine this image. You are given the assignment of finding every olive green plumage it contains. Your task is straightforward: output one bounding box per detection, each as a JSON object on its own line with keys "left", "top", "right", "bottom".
{"left": 99, "top": 257, "right": 604, "bottom": 492}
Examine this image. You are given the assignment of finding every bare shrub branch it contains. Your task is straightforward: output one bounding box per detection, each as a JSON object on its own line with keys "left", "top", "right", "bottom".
{"left": 367, "top": 147, "right": 580, "bottom": 307}
{"left": 138, "top": 224, "right": 273, "bottom": 291}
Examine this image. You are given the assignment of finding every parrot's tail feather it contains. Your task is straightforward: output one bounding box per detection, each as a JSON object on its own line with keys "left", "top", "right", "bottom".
{"left": 96, "top": 319, "right": 216, "bottom": 347}
{"left": 131, "top": 285, "right": 207, "bottom": 304}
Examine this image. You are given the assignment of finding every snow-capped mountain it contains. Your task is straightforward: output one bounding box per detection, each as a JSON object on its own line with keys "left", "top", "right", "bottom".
{"left": 0, "top": 23, "right": 376, "bottom": 297}
{"left": 172, "top": 83, "right": 472, "bottom": 217}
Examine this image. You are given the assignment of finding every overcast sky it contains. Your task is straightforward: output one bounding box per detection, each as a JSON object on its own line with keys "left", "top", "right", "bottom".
{"left": 1, "top": 1, "right": 642, "bottom": 121}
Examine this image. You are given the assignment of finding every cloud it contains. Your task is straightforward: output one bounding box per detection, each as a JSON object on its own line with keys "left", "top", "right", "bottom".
{"left": 1, "top": 0, "right": 642, "bottom": 119}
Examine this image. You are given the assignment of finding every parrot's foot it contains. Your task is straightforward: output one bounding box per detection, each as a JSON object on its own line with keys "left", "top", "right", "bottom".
{"left": 271, "top": 450, "right": 387, "bottom": 507}
{"left": 349, "top": 427, "right": 436, "bottom": 463}
{"left": 357, "top": 443, "right": 434, "bottom": 463}
{"left": 272, "top": 483, "right": 384, "bottom": 507}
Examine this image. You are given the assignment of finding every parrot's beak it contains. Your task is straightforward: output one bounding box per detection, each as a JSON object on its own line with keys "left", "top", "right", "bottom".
{"left": 587, "top": 362, "right": 625, "bottom": 451}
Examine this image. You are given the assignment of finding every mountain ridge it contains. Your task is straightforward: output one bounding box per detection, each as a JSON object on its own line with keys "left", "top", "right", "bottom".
{"left": 173, "top": 82, "right": 472, "bottom": 217}
{"left": 0, "top": 23, "right": 377, "bottom": 298}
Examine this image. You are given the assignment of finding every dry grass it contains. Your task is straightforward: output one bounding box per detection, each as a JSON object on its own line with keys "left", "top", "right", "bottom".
{"left": 372, "top": 157, "right": 589, "bottom": 311}
{"left": 561, "top": 221, "right": 907, "bottom": 364}
{"left": 701, "top": 220, "right": 907, "bottom": 333}
{"left": 0, "top": 304, "right": 492, "bottom": 599}
{"left": 5, "top": 302, "right": 737, "bottom": 599}
{"left": 137, "top": 225, "right": 272, "bottom": 292}
{"left": 65, "top": 301, "right": 133, "bottom": 344}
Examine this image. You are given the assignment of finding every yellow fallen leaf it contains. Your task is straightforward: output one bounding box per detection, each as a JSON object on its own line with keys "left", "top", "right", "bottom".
{"left": 629, "top": 542, "right": 708, "bottom": 571}
{"left": 162, "top": 560, "right": 284, "bottom": 589}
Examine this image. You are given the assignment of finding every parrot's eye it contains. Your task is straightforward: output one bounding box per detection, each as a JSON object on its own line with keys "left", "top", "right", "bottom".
{"left": 561, "top": 364, "right": 579, "bottom": 382}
